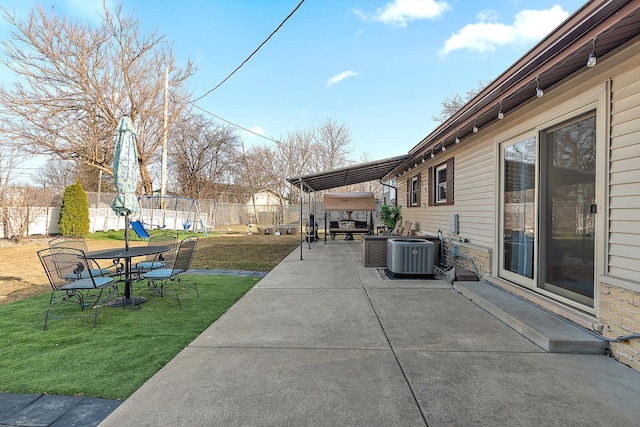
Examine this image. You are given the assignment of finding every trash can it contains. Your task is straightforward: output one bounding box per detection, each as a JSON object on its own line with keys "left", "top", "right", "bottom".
{"left": 306, "top": 214, "right": 318, "bottom": 242}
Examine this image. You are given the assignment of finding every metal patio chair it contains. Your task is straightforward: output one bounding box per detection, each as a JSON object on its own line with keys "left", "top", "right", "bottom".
{"left": 139, "top": 236, "right": 199, "bottom": 310}
{"left": 48, "top": 236, "right": 113, "bottom": 277}
{"left": 38, "top": 246, "right": 119, "bottom": 330}
{"left": 133, "top": 230, "right": 178, "bottom": 278}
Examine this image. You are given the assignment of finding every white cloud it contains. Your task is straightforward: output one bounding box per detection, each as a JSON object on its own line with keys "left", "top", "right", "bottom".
{"left": 476, "top": 10, "right": 499, "bottom": 23}
{"left": 326, "top": 70, "right": 359, "bottom": 87}
{"left": 354, "top": 0, "right": 450, "bottom": 28}
{"left": 441, "top": 5, "right": 569, "bottom": 55}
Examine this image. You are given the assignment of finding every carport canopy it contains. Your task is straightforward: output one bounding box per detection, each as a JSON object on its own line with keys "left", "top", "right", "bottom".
{"left": 287, "top": 155, "right": 409, "bottom": 193}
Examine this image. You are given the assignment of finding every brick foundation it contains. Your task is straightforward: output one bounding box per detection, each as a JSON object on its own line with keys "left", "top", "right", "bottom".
{"left": 440, "top": 241, "right": 492, "bottom": 279}
{"left": 599, "top": 281, "right": 640, "bottom": 371}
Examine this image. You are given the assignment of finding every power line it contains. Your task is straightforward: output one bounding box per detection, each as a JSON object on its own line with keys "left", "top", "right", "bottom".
{"left": 191, "top": 0, "right": 306, "bottom": 103}
{"left": 191, "top": 103, "right": 281, "bottom": 144}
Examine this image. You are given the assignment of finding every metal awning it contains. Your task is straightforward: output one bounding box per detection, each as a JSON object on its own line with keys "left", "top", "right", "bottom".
{"left": 287, "top": 155, "right": 409, "bottom": 192}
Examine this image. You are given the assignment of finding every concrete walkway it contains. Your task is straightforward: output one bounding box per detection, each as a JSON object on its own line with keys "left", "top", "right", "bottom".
{"left": 97, "top": 241, "right": 640, "bottom": 426}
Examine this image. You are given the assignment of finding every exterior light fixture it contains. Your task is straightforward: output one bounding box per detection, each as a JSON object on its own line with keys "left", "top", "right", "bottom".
{"left": 431, "top": 150, "right": 435, "bottom": 159}
{"left": 441, "top": 143, "right": 446, "bottom": 152}
{"left": 455, "top": 130, "right": 460, "bottom": 144}
{"left": 421, "top": 155, "right": 425, "bottom": 163}
{"left": 498, "top": 101, "right": 504, "bottom": 120}
{"left": 535, "top": 77, "right": 544, "bottom": 98}
{"left": 587, "top": 37, "right": 598, "bottom": 68}
{"left": 473, "top": 119, "right": 478, "bottom": 133}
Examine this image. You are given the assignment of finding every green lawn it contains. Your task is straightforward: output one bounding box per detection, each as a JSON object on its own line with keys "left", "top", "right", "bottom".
{"left": 0, "top": 233, "right": 300, "bottom": 399}
{"left": 0, "top": 274, "right": 258, "bottom": 399}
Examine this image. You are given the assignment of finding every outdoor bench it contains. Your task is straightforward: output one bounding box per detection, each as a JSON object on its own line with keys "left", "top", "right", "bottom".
{"left": 328, "top": 220, "right": 371, "bottom": 240}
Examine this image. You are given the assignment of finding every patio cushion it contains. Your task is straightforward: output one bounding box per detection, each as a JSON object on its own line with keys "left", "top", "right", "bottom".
{"left": 143, "top": 268, "right": 185, "bottom": 279}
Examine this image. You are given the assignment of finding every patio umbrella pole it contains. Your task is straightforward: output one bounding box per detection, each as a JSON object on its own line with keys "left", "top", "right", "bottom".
{"left": 125, "top": 213, "right": 130, "bottom": 252}
{"left": 123, "top": 212, "right": 132, "bottom": 300}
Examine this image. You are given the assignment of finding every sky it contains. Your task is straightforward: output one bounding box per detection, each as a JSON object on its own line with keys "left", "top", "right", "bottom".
{"left": 1, "top": 0, "right": 589, "bottom": 169}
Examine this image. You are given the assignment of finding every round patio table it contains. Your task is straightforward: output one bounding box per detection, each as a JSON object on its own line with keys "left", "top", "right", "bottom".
{"left": 85, "top": 245, "right": 170, "bottom": 308}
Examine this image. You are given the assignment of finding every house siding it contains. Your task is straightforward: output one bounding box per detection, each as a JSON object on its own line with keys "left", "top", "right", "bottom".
{"left": 400, "top": 138, "right": 495, "bottom": 249}
{"left": 396, "top": 36, "right": 640, "bottom": 371}
{"left": 599, "top": 62, "right": 640, "bottom": 370}
{"left": 454, "top": 143, "right": 495, "bottom": 247}
{"left": 609, "top": 64, "right": 640, "bottom": 282}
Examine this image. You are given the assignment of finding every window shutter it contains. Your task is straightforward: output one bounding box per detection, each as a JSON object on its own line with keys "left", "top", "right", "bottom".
{"left": 416, "top": 172, "right": 422, "bottom": 206}
{"left": 406, "top": 178, "right": 411, "bottom": 206}
{"left": 427, "top": 167, "right": 434, "bottom": 206}
{"left": 446, "top": 158, "right": 454, "bottom": 206}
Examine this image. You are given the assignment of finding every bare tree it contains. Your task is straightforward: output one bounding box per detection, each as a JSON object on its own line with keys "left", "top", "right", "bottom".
{"left": 31, "top": 157, "right": 108, "bottom": 192}
{"left": 34, "top": 158, "right": 77, "bottom": 190}
{"left": 1, "top": 186, "right": 42, "bottom": 242}
{"left": 0, "top": 144, "right": 21, "bottom": 190}
{"left": 0, "top": 3, "right": 195, "bottom": 194}
{"left": 231, "top": 120, "right": 356, "bottom": 204}
{"left": 274, "top": 128, "right": 316, "bottom": 202}
{"left": 432, "top": 80, "right": 490, "bottom": 124}
{"left": 314, "top": 117, "right": 353, "bottom": 171}
{"left": 168, "top": 114, "right": 240, "bottom": 199}
{"left": 237, "top": 143, "right": 278, "bottom": 224}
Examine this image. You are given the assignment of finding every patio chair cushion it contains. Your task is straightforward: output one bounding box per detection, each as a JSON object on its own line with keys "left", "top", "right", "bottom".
{"left": 64, "top": 267, "right": 112, "bottom": 280}
{"left": 60, "top": 276, "right": 115, "bottom": 290}
{"left": 134, "top": 261, "right": 166, "bottom": 271}
{"left": 143, "top": 268, "right": 185, "bottom": 280}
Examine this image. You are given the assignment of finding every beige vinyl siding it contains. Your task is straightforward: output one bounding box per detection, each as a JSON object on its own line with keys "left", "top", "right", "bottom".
{"left": 454, "top": 142, "right": 495, "bottom": 246}
{"left": 402, "top": 138, "right": 495, "bottom": 248}
{"left": 609, "top": 65, "right": 640, "bottom": 282}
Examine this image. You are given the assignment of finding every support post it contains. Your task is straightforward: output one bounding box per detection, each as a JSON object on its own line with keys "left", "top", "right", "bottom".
{"left": 299, "top": 177, "right": 303, "bottom": 260}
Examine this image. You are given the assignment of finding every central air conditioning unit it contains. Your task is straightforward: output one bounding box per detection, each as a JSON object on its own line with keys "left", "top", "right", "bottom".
{"left": 386, "top": 238, "right": 435, "bottom": 278}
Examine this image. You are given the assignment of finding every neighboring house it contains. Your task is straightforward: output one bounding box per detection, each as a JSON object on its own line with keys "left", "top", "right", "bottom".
{"left": 246, "top": 189, "right": 285, "bottom": 211}
{"left": 246, "top": 189, "right": 286, "bottom": 225}
{"left": 384, "top": 0, "right": 640, "bottom": 371}
{"left": 381, "top": 178, "right": 398, "bottom": 205}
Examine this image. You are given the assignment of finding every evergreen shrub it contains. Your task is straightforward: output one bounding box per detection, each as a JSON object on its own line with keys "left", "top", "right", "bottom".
{"left": 58, "top": 179, "right": 90, "bottom": 237}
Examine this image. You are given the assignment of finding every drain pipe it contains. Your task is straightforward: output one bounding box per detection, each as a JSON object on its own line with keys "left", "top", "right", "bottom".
{"left": 449, "top": 243, "right": 482, "bottom": 281}
{"left": 379, "top": 179, "right": 398, "bottom": 205}
{"left": 601, "top": 333, "right": 640, "bottom": 342}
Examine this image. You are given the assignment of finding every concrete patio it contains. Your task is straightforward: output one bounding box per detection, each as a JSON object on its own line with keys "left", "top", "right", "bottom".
{"left": 98, "top": 240, "right": 640, "bottom": 426}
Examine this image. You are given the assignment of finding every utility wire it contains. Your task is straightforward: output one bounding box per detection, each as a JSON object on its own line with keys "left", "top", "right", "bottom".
{"left": 191, "top": 0, "right": 306, "bottom": 103}
{"left": 191, "top": 102, "right": 281, "bottom": 144}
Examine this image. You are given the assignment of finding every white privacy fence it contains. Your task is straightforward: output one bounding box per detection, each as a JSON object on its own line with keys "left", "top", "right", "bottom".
{"left": 0, "top": 206, "right": 205, "bottom": 237}
{"left": 1, "top": 188, "right": 388, "bottom": 239}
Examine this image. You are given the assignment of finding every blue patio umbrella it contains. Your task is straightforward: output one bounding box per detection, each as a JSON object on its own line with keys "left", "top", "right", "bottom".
{"left": 111, "top": 115, "right": 140, "bottom": 251}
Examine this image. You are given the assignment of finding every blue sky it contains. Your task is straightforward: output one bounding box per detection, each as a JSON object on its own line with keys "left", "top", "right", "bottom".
{"left": 2, "top": 0, "right": 588, "bottom": 165}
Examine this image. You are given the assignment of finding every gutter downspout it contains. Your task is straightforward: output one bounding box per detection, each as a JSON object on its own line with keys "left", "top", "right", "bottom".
{"left": 380, "top": 179, "right": 398, "bottom": 206}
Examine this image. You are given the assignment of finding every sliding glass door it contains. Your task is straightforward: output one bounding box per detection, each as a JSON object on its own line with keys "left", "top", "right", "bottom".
{"left": 500, "top": 114, "right": 596, "bottom": 308}
{"left": 539, "top": 115, "right": 596, "bottom": 307}
{"left": 501, "top": 136, "right": 536, "bottom": 285}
